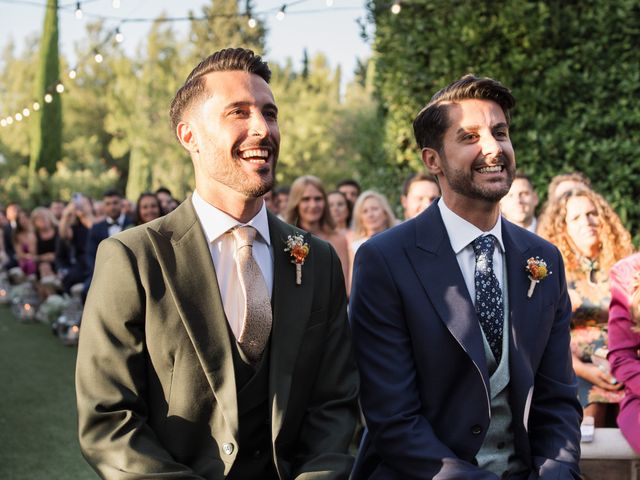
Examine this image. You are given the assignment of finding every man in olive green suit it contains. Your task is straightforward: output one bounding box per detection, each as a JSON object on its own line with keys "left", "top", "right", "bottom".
{"left": 76, "top": 48, "right": 359, "bottom": 479}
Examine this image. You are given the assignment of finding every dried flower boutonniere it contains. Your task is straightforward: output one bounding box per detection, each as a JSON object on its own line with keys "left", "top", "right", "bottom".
{"left": 284, "top": 234, "right": 310, "bottom": 285}
{"left": 525, "top": 256, "right": 551, "bottom": 298}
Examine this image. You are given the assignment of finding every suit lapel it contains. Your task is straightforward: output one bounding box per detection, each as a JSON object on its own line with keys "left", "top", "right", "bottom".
{"left": 148, "top": 198, "right": 238, "bottom": 439}
{"left": 407, "top": 205, "right": 490, "bottom": 401}
{"left": 267, "top": 214, "right": 315, "bottom": 441}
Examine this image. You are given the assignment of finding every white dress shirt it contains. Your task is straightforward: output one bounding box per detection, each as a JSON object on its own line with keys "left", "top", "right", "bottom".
{"left": 438, "top": 199, "right": 505, "bottom": 303}
{"left": 107, "top": 213, "right": 127, "bottom": 237}
{"left": 191, "top": 190, "right": 274, "bottom": 339}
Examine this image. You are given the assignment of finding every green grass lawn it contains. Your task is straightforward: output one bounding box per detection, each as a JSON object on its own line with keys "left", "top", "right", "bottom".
{"left": 0, "top": 306, "right": 96, "bottom": 479}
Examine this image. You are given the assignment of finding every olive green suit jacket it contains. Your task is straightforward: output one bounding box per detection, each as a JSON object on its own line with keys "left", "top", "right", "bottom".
{"left": 76, "top": 198, "right": 359, "bottom": 479}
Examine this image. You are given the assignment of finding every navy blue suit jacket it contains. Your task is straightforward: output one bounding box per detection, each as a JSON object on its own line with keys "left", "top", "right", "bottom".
{"left": 84, "top": 217, "right": 133, "bottom": 294}
{"left": 350, "top": 202, "right": 581, "bottom": 479}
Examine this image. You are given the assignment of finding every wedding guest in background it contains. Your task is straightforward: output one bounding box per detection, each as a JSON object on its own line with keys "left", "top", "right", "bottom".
{"left": 350, "top": 190, "right": 397, "bottom": 255}
{"left": 83, "top": 190, "right": 133, "bottom": 299}
{"left": 13, "top": 210, "right": 37, "bottom": 277}
{"left": 262, "top": 189, "right": 278, "bottom": 214}
{"left": 548, "top": 171, "right": 592, "bottom": 202}
{"left": 285, "top": 175, "right": 350, "bottom": 289}
{"left": 337, "top": 178, "right": 361, "bottom": 208}
{"left": 500, "top": 172, "right": 539, "bottom": 232}
{"left": 134, "top": 192, "right": 162, "bottom": 225}
{"left": 57, "top": 195, "right": 94, "bottom": 293}
{"left": 328, "top": 190, "right": 353, "bottom": 241}
{"left": 92, "top": 200, "right": 105, "bottom": 223}
{"left": 608, "top": 253, "right": 640, "bottom": 453}
{"left": 273, "top": 185, "right": 290, "bottom": 218}
{"left": 538, "top": 187, "right": 632, "bottom": 426}
{"left": 348, "top": 190, "right": 396, "bottom": 292}
{"left": 155, "top": 186, "right": 173, "bottom": 214}
{"left": 121, "top": 198, "right": 135, "bottom": 219}
{"left": 165, "top": 197, "right": 179, "bottom": 213}
{"left": 400, "top": 172, "right": 440, "bottom": 220}
{"left": 49, "top": 200, "right": 65, "bottom": 221}
{"left": 3, "top": 202, "right": 20, "bottom": 269}
{"left": 31, "top": 207, "right": 59, "bottom": 279}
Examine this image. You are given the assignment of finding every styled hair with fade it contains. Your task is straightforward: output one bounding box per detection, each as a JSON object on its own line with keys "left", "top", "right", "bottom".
{"left": 169, "top": 48, "right": 271, "bottom": 133}
{"left": 413, "top": 74, "right": 515, "bottom": 153}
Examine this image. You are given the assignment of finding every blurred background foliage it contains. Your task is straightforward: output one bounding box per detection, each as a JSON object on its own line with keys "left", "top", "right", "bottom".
{"left": 1, "top": 0, "right": 639, "bottom": 237}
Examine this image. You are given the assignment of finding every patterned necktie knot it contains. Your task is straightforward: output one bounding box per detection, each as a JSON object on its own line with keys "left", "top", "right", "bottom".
{"left": 472, "top": 234, "right": 504, "bottom": 364}
{"left": 233, "top": 225, "right": 257, "bottom": 250}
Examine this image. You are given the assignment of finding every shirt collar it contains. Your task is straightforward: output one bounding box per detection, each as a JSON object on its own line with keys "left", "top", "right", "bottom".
{"left": 437, "top": 198, "right": 504, "bottom": 254}
{"left": 192, "top": 189, "right": 271, "bottom": 246}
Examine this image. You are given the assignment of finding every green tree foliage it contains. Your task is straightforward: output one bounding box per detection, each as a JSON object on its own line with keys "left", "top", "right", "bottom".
{"left": 29, "top": 0, "right": 61, "bottom": 192}
{"left": 369, "top": 0, "right": 640, "bottom": 233}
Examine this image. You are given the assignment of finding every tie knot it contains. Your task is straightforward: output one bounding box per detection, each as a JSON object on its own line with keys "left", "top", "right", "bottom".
{"left": 472, "top": 234, "right": 496, "bottom": 257}
{"left": 233, "top": 226, "right": 257, "bottom": 250}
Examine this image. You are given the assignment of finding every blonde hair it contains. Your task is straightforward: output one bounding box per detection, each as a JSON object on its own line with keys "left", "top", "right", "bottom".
{"left": 537, "top": 188, "right": 632, "bottom": 275}
{"left": 30, "top": 206, "right": 58, "bottom": 229}
{"left": 284, "top": 176, "right": 335, "bottom": 234}
{"left": 352, "top": 190, "right": 397, "bottom": 240}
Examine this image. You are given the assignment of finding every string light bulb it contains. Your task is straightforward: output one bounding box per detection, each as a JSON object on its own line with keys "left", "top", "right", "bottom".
{"left": 390, "top": 1, "right": 401, "bottom": 14}
{"left": 115, "top": 28, "right": 124, "bottom": 43}
{"left": 33, "top": 102, "right": 40, "bottom": 111}
{"left": 44, "top": 93, "right": 53, "bottom": 103}
{"left": 326, "top": 0, "right": 334, "bottom": 6}
{"left": 112, "top": 0, "right": 121, "bottom": 8}
{"left": 0, "top": 119, "right": 6, "bottom": 127}
{"left": 75, "top": 2, "right": 83, "bottom": 19}
{"left": 56, "top": 83, "right": 65, "bottom": 93}
{"left": 23, "top": 108, "right": 30, "bottom": 117}
{"left": 6, "top": 117, "right": 13, "bottom": 125}
{"left": 69, "top": 69, "right": 77, "bottom": 79}
{"left": 15, "top": 113, "right": 23, "bottom": 122}
{"left": 94, "top": 52, "right": 104, "bottom": 63}
{"left": 247, "top": 17, "right": 257, "bottom": 28}
{"left": 276, "top": 5, "right": 286, "bottom": 21}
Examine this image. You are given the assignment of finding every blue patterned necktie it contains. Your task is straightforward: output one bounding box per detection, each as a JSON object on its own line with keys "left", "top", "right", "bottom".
{"left": 472, "top": 234, "right": 504, "bottom": 364}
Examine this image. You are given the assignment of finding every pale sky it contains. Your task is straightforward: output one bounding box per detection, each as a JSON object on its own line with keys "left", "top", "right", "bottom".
{"left": 1, "top": 0, "right": 372, "bottom": 82}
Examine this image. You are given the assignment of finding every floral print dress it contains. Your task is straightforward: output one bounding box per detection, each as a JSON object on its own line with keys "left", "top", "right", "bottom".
{"left": 568, "top": 267, "right": 624, "bottom": 406}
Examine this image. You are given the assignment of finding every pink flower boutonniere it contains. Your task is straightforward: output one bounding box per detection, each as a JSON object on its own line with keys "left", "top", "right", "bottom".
{"left": 525, "top": 257, "right": 551, "bottom": 298}
{"left": 284, "top": 234, "right": 310, "bottom": 285}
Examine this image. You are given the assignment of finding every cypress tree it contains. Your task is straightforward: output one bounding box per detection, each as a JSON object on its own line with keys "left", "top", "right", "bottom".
{"left": 29, "top": 0, "right": 61, "bottom": 190}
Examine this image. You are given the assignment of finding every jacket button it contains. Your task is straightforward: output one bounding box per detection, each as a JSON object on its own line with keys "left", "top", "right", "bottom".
{"left": 471, "top": 425, "right": 482, "bottom": 435}
{"left": 222, "top": 443, "right": 234, "bottom": 455}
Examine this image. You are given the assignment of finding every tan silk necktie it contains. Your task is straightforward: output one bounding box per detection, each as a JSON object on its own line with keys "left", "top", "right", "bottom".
{"left": 232, "top": 226, "right": 272, "bottom": 364}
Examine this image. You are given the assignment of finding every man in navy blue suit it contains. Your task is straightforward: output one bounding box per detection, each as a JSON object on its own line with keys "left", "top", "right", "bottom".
{"left": 350, "top": 75, "right": 581, "bottom": 479}
{"left": 83, "top": 190, "right": 133, "bottom": 298}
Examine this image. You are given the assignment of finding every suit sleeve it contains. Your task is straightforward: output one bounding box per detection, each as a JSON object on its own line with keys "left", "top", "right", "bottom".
{"left": 527, "top": 251, "right": 582, "bottom": 479}
{"left": 75, "top": 238, "right": 203, "bottom": 479}
{"left": 609, "top": 259, "right": 640, "bottom": 396}
{"left": 350, "top": 241, "right": 498, "bottom": 479}
{"left": 292, "top": 242, "right": 360, "bottom": 480}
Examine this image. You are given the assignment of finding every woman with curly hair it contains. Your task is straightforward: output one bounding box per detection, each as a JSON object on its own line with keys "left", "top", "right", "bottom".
{"left": 538, "top": 187, "right": 633, "bottom": 426}
{"left": 284, "top": 176, "right": 350, "bottom": 290}
{"left": 608, "top": 253, "right": 640, "bottom": 452}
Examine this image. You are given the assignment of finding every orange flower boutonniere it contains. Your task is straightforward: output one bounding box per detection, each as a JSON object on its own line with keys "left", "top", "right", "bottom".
{"left": 525, "top": 256, "right": 551, "bottom": 298}
{"left": 284, "top": 234, "right": 310, "bottom": 285}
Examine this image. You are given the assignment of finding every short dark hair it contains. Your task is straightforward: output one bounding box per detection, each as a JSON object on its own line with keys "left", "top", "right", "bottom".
{"left": 336, "top": 179, "right": 362, "bottom": 194}
{"left": 413, "top": 74, "right": 515, "bottom": 153}
{"left": 513, "top": 172, "right": 535, "bottom": 190}
{"left": 155, "top": 186, "right": 172, "bottom": 197}
{"left": 170, "top": 48, "right": 271, "bottom": 133}
{"left": 402, "top": 172, "right": 439, "bottom": 196}
{"left": 103, "top": 189, "right": 121, "bottom": 199}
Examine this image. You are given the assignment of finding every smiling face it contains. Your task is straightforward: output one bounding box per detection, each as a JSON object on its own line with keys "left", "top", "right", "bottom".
{"left": 178, "top": 70, "right": 280, "bottom": 210}
{"left": 361, "top": 196, "right": 388, "bottom": 236}
{"left": 565, "top": 195, "right": 600, "bottom": 257}
{"left": 298, "top": 184, "right": 325, "bottom": 227}
{"left": 138, "top": 195, "right": 161, "bottom": 224}
{"left": 424, "top": 99, "right": 515, "bottom": 211}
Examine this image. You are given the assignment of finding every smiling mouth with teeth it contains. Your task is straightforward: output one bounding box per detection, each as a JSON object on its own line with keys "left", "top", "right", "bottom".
{"left": 239, "top": 148, "right": 270, "bottom": 163}
{"left": 476, "top": 165, "right": 503, "bottom": 173}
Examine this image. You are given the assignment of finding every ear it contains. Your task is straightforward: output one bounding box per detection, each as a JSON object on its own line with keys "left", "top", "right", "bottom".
{"left": 421, "top": 147, "right": 442, "bottom": 176}
{"left": 176, "top": 121, "right": 198, "bottom": 153}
